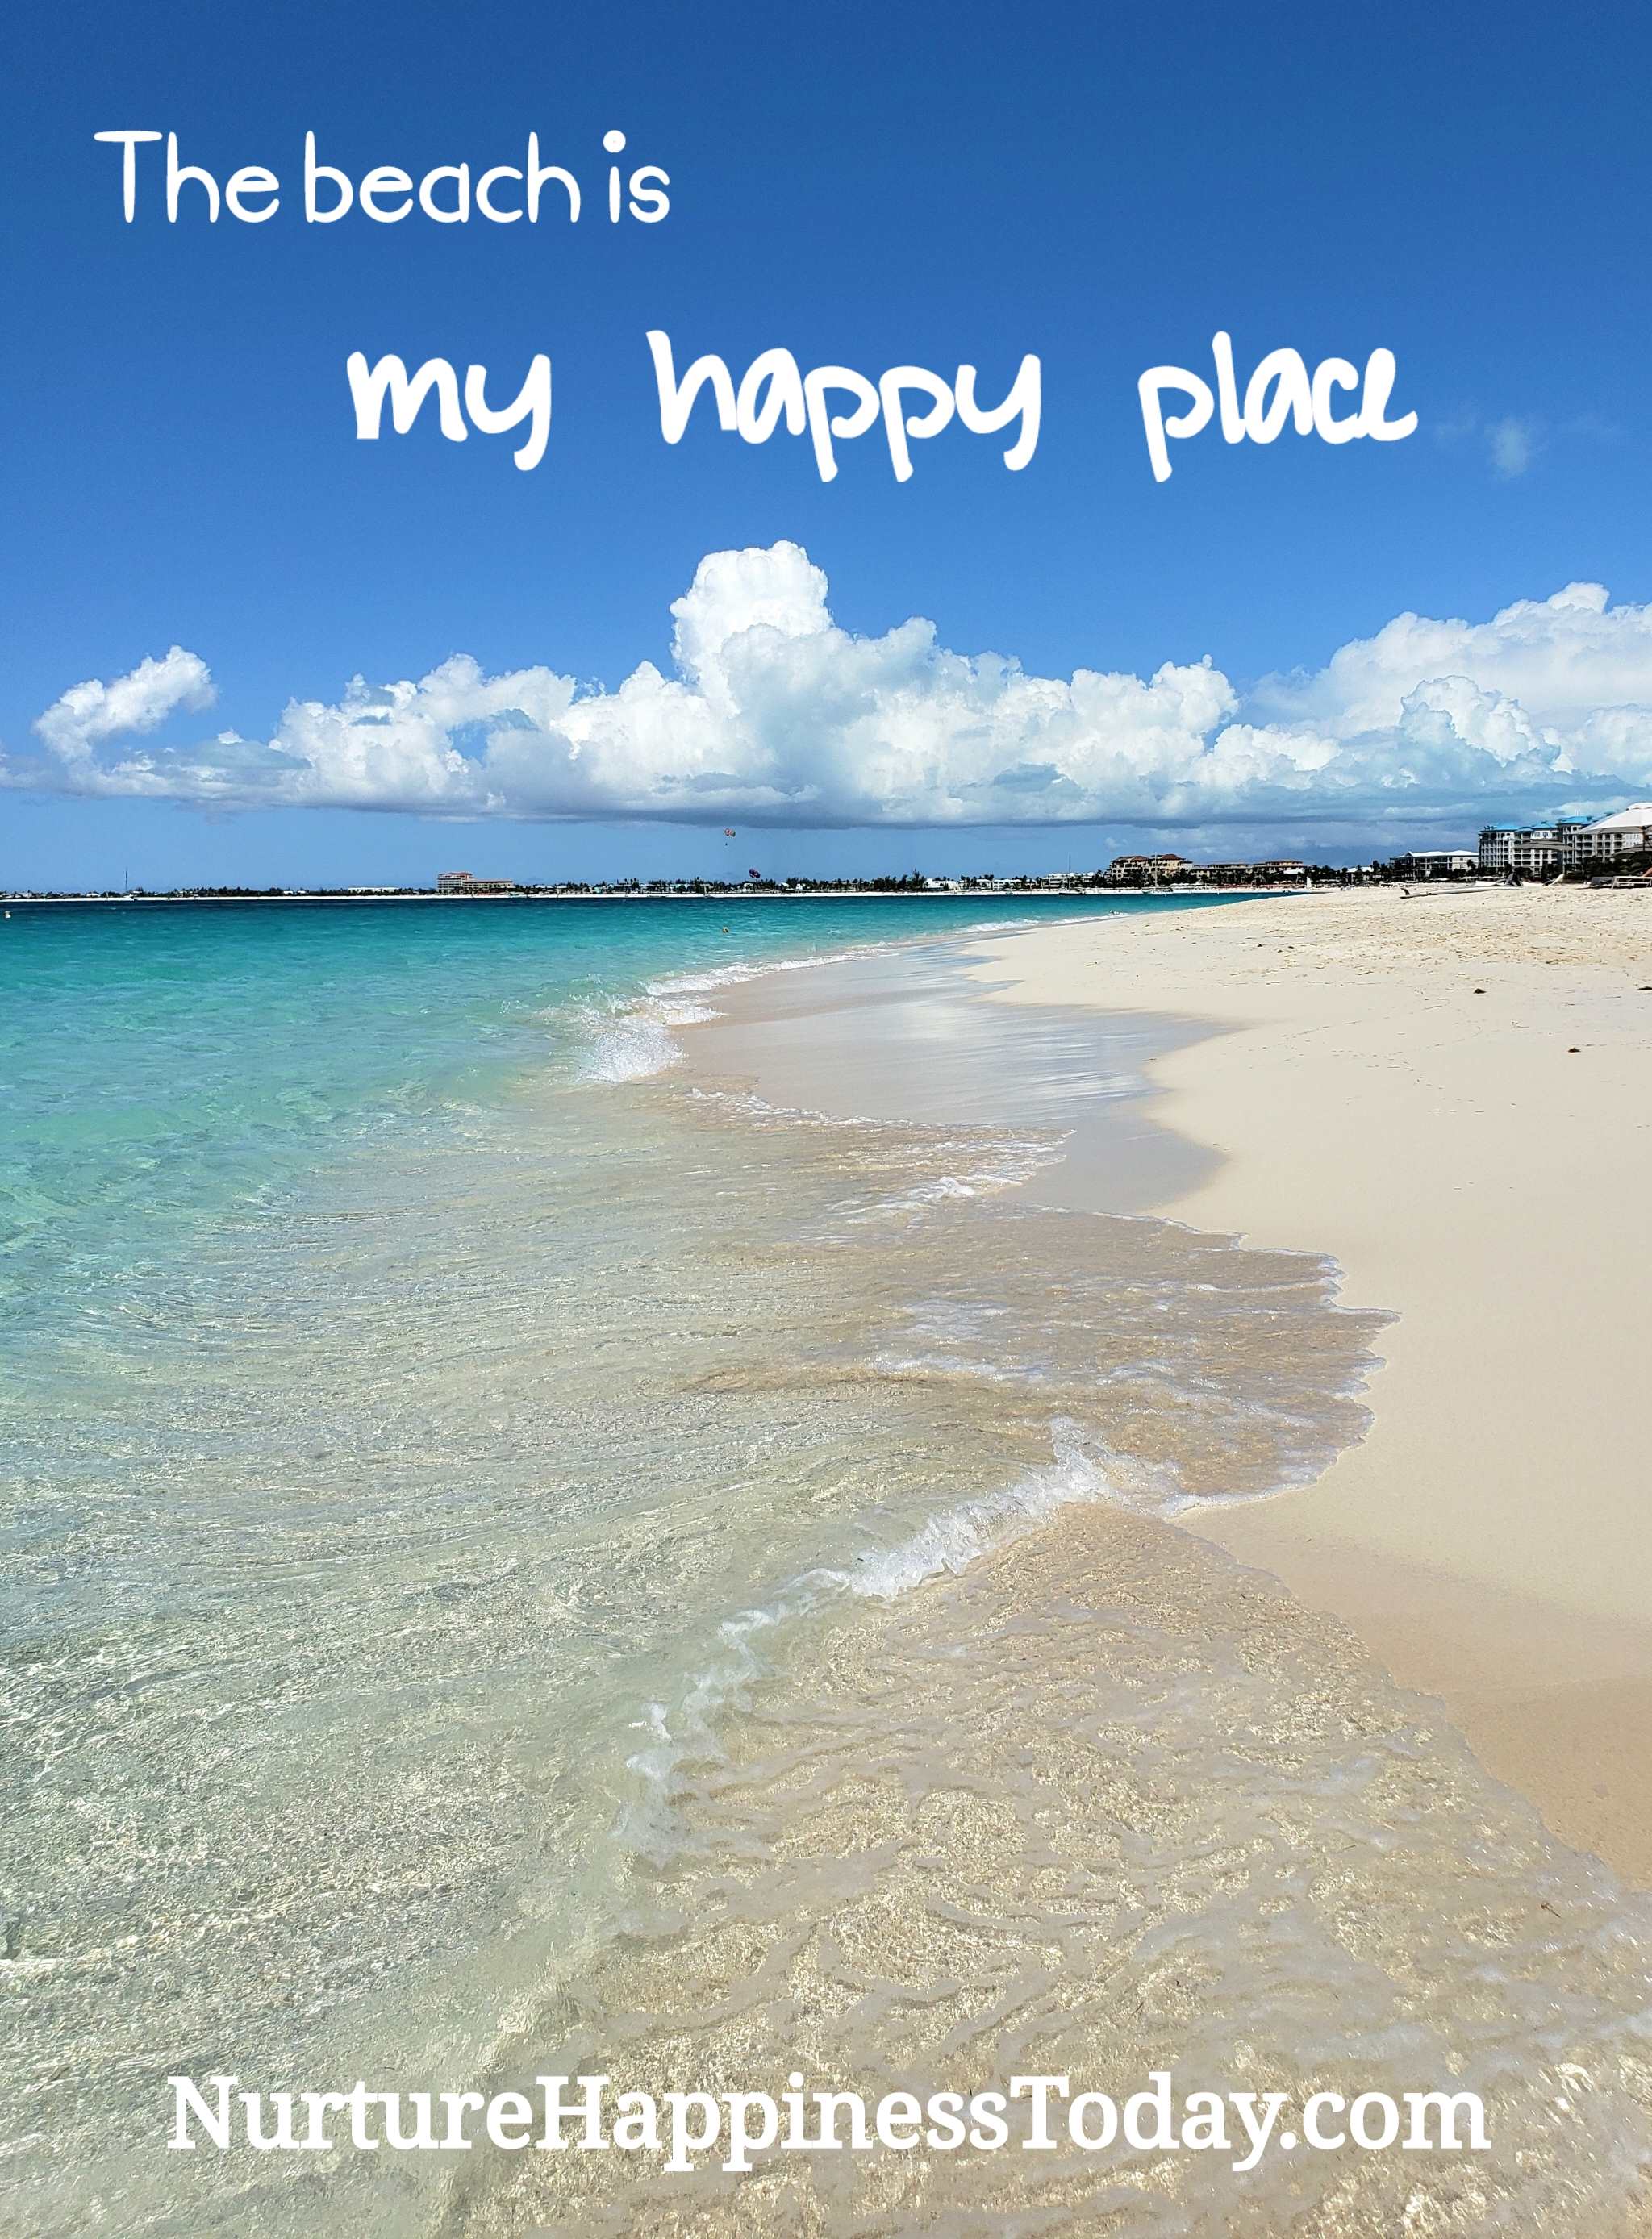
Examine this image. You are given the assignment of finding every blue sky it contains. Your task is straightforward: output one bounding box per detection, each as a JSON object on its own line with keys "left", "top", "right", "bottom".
{"left": 5, "top": 0, "right": 1652, "bottom": 887}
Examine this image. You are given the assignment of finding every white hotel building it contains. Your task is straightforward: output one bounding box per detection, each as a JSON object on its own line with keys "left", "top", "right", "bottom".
{"left": 1479, "top": 805, "right": 1652, "bottom": 874}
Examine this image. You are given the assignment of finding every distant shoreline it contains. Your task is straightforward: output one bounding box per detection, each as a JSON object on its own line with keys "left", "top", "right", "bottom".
{"left": 0, "top": 885, "right": 1303, "bottom": 907}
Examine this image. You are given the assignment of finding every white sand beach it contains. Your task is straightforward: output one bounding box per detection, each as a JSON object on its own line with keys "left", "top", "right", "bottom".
{"left": 970, "top": 886, "right": 1652, "bottom": 1881}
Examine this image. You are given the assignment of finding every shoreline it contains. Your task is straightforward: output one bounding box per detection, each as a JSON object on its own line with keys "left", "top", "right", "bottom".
{"left": 0, "top": 885, "right": 1306, "bottom": 907}
{"left": 962, "top": 885, "right": 1652, "bottom": 1883}
{"left": 676, "top": 884, "right": 1652, "bottom": 1883}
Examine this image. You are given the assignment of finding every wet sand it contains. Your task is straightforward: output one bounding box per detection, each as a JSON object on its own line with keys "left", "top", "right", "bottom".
{"left": 682, "top": 886, "right": 1652, "bottom": 1882}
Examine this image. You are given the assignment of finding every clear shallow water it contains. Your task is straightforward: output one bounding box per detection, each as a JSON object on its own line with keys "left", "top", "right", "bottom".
{"left": 3, "top": 896, "right": 1651, "bottom": 2237}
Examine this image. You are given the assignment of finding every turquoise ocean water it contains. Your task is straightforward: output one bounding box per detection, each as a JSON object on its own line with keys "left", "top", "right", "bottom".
{"left": 6, "top": 895, "right": 1652, "bottom": 2238}
{"left": 2, "top": 895, "right": 1041, "bottom": 1321}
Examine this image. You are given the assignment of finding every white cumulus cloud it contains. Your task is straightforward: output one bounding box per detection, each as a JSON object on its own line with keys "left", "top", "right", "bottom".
{"left": 10, "top": 549, "right": 1652, "bottom": 844}
{"left": 34, "top": 645, "right": 215, "bottom": 765}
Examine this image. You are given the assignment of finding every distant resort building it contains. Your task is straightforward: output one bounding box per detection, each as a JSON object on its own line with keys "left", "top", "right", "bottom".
{"left": 1562, "top": 803, "right": 1652, "bottom": 867}
{"left": 1099, "top": 855, "right": 1307, "bottom": 887}
{"left": 1476, "top": 823, "right": 1572, "bottom": 874}
{"left": 436, "top": 870, "right": 519, "bottom": 895}
{"left": 1099, "top": 853, "right": 1183, "bottom": 883}
{"left": 1389, "top": 848, "right": 1479, "bottom": 879}
{"left": 1479, "top": 806, "right": 1652, "bottom": 874}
